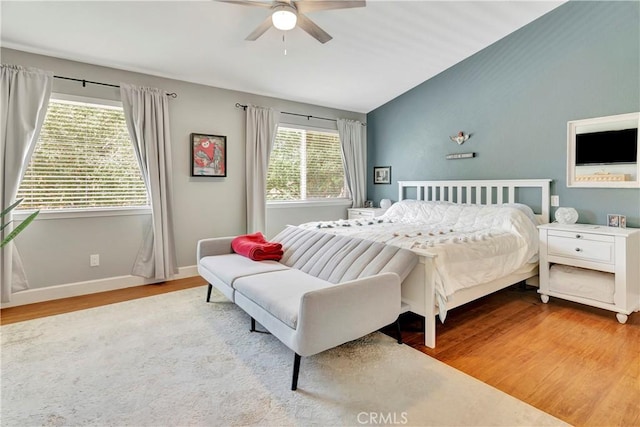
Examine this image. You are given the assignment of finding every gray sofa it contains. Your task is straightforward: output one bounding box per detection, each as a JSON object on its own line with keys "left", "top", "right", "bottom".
{"left": 197, "top": 225, "right": 418, "bottom": 390}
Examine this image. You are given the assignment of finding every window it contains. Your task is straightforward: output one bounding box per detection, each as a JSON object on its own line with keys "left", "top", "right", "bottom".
{"left": 16, "top": 95, "right": 149, "bottom": 211}
{"left": 267, "top": 126, "right": 348, "bottom": 201}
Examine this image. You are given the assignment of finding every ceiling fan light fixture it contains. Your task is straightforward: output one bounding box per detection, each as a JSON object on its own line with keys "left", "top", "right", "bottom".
{"left": 271, "top": 5, "right": 297, "bottom": 31}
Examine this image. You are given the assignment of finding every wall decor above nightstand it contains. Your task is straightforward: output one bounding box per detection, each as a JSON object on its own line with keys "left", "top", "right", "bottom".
{"left": 373, "top": 166, "right": 391, "bottom": 184}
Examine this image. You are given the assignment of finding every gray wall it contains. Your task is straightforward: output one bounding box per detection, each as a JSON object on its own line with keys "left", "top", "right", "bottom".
{"left": 366, "top": 1, "right": 640, "bottom": 228}
{"left": 3, "top": 48, "right": 364, "bottom": 288}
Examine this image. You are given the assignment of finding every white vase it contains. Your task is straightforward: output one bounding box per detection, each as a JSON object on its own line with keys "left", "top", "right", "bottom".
{"left": 380, "top": 199, "right": 392, "bottom": 209}
{"left": 555, "top": 207, "right": 579, "bottom": 224}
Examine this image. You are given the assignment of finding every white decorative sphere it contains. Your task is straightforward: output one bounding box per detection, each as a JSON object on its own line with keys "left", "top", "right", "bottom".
{"left": 380, "top": 199, "right": 392, "bottom": 209}
{"left": 555, "top": 207, "right": 579, "bottom": 224}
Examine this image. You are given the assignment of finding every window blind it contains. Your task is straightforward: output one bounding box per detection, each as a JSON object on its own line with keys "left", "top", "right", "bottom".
{"left": 17, "top": 99, "right": 149, "bottom": 210}
{"left": 267, "top": 127, "right": 347, "bottom": 201}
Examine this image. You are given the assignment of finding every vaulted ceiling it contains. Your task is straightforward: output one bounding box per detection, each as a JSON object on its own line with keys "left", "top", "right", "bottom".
{"left": 1, "top": 1, "right": 565, "bottom": 113}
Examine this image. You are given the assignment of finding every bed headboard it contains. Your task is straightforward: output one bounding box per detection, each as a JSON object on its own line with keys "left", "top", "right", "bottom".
{"left": 397, "top": 179, "right": 552, "bottom": 223}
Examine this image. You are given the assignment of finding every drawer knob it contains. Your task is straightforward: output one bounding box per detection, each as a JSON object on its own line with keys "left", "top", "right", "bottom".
{"left": 575, "top": 248, "right": 582, "bottom": 252}
{"left": 575, "top": 234, "right": 582, "bottom": 239}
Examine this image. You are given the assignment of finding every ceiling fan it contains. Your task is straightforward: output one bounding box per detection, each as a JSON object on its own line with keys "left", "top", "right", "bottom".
{"left": 220, "top": 0, "right": 366, "bottom": 44}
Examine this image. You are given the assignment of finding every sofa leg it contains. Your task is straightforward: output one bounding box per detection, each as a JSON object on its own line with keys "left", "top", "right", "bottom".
{"left": 292, "top": 353, "right": 301, "bottom": 391}
{"left": 206, "top": 283, "right": 213, "bottom": 302}
{"left": 249, "top": 317, "right": 271, "bottom": 334}
{"left": 395, "top": 316, "right": 403, "bottom": 344}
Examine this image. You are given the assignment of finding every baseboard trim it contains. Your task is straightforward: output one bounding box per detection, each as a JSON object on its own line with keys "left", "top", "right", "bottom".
{"left": 1, "top": 265, "right": 199, "bottom": 308}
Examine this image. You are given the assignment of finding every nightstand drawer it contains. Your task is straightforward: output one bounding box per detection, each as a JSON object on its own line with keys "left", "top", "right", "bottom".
{"left": 349, "top": 210, "right": 374, "bottom": 219}
{"left": 547, "top": 235, "right": 614, "bottom": 264}
{"left": 347, "top": 208, "right": 387, "bottom": 220}
{"left": 548, "top": 230, "right": 614, "bottom": 243}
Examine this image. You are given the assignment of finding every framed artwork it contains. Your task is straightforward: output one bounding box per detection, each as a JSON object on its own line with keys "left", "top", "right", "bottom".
{"left": 374, "top": 166, "right": 391, "bottom": 184}
{"left": 191, "top": 133, "right": 226, "bottom": 177}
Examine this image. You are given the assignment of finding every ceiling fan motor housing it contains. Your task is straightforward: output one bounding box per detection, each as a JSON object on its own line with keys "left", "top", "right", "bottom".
{"left": 271, "top": 4, "right": 298, "bottom": 31}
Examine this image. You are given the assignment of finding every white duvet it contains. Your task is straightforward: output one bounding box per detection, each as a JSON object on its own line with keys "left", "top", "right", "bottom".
{"left": 299, "top": 200, "right": 539, "bottom": 316}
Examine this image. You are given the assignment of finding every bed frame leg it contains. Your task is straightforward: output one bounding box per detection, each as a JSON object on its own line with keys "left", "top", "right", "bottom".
{"left": 425, "top": 317, "right": 436, "bottom": 349}
{"left": 424, "top": 257, "right": 437, "bottom": 349}
{"left": 292, "top": 353, "right": 301, "bottom": 391}
{"left": 206, "top": 283, "right": 213, "bottom": 302}
{"left": 395, "top": 317, "right": 403, "bottom": 344}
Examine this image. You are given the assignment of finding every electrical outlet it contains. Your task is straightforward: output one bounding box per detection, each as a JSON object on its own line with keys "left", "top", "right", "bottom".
{"left": 550, "top": 195, "right": 560, "bottom": 207}
{"left": 90, "top": 254, "right": 100, "bottom": 267}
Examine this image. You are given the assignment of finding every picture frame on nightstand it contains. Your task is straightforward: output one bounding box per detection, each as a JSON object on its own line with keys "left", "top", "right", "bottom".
{"left": 607, "top": 214, "right": 626, "bottom": 228}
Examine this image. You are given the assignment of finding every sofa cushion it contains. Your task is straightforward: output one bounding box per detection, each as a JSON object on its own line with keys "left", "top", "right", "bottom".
{"left": 273, "top": 226, "right": 418, "bottom": 283}
{"left": 199, "top": 253, "right": 289, "bottom": 287}
{"left": 234, "top": 269, "right": 334, "bottom": 329}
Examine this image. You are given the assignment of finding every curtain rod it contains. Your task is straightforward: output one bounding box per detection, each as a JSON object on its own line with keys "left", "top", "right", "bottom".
{"left": 235, "top": 103, "right": 365, "bottom": 126}
{"left": 54, "top": 75, "right": 178, "bottom": 98}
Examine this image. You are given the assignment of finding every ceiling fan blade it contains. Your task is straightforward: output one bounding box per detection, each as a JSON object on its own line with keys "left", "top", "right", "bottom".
{"left": 245, "top": 15, "right": 274, "bottom": 41}
{"left": 217, "top": 0, "right": 273, "bottom": 8}
{"left": 296, "top": 1, "right": 365, "bottom": 13}
{"left": 297, "top": 13, "right": 332, "bottom": 43}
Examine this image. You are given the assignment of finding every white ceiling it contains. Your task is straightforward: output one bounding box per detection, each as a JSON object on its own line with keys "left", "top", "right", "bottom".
{"left": 1, "top": 1, "right": 564, "bottom": 113}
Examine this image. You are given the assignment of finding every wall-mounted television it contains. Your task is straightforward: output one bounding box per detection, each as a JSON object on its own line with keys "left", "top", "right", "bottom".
{"left": 568, "top": 112, "right": 640, "bottom": 188}
{"left": 575, "top": 128, "right": 638, "bottom": 166}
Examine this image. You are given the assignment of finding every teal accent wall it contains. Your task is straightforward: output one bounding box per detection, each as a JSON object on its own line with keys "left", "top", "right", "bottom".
{"left": 367, "top": 1, "right": 640, "bottom": 227}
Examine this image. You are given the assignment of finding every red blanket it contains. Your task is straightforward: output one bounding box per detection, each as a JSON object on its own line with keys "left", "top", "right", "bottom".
{"left": 231, "top": 232, "right": 283, "bottom": 261}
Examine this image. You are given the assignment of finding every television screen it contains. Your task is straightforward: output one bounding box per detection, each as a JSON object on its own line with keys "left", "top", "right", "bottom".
{"left": 575, "top": 128, "right": 638, "bottom": 165}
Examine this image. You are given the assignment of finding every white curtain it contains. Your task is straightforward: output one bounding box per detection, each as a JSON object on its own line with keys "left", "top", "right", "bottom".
{"left": 120, "top": 83, "right": 178, "bottom": 280}
{"left": 245, "top": 105, "right": 279, "bottom": 234}
{"left": 1, "top": 65, "right": 52, "bottom": 302}
{"left": 337, "top": 119, "right": 366, "bottom": 208}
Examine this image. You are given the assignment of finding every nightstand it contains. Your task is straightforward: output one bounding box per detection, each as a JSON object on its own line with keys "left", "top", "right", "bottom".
{"left": 347, "top": 208, "right": 387, "bottom": 220}
{"left": 538, "top": 223, "right": 640, "bottom": 323}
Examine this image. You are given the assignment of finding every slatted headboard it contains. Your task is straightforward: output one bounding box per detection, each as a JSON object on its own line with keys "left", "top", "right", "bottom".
{"left": 397, "top": 179, "right": 552, "bottom": 223}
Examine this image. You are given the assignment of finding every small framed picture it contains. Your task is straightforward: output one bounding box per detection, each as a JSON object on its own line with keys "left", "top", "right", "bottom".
{"left": 620, "top": 215, "right": 627, "bottom": 228}
{"left": 374, "top": 166, "right": 391, "bottom": 185}
{"left": 607, "top": 214, "right": 620, "bottom": 228}
{"left": 364, "top": 200, "right": 373, "bottom": 208}
{"left": 191, "top": 133, "right": 227, "bottom": 177}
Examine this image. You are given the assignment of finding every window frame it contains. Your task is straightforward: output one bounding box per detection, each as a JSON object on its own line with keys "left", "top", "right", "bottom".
{"left": 15, "top": 93, "right": 151, "bottom": 219}
{"left": 266, "top": 122, "right": 351, "bottom": 207}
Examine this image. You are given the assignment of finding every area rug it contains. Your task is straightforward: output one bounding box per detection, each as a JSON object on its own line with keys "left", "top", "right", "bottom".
{"left": 1, "top": 286, "right": 566, "bottom": 426}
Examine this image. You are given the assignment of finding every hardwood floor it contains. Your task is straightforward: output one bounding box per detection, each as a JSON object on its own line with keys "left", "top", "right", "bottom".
{"left": 0, "top": 277, "right": 204, "bottom": 325}
{"left": 2, "top": 278, "right": 638, "bottom": 426}
{"left": 390, "top": 286, "right": 640, "bottom": 427}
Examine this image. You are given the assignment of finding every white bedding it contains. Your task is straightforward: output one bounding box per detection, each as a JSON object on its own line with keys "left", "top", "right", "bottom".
{"left": 299, "top": 200, "right": 539, "bottom": 314}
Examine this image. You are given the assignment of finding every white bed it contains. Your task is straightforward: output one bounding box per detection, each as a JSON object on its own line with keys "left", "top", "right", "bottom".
{"left": 301, "top": 179, "right": 551, "bottom": 348}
